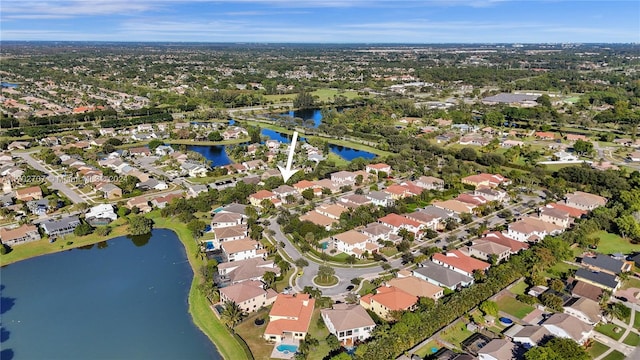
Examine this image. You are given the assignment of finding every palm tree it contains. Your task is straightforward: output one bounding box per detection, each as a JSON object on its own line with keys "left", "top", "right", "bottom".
{"left": 263, "top": 271, "right": 276, "bottom": 289}
{"left": 221, "top": 301, "right": 244, "bottom": 329}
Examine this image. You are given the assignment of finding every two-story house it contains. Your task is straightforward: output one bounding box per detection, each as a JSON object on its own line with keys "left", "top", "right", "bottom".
{"left": 219, "top": 280, "right": 278, "bottom": 313}
{"left": 263, "top": 294, "right": 315, "bottom": 342}
{"left": 321, "top": 304, "right": 376, "bottom": 347}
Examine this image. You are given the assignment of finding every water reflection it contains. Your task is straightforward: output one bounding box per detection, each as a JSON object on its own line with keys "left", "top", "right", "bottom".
{"left": 128, "top": 233, "right": 151, "bottom": 247}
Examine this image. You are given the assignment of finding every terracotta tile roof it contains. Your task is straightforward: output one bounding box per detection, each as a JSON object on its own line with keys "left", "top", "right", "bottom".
{"left": 378, "top": 213, "right": 421, "bottom": 229}
{"left": 432, "top": 199, "right": 475, "bottom": 214}
{"left": 300, "top": 211, "right": 336, "bottom": 227}
{"left": 367, "top": 163, "right": 391, "bottom": 170}
{"left": 321, "top": 304, "right": 375, "bottom": 332}
{"left": 547, "top": 202, "right": 586, "bottom": 218}
{"left": 432, "top": 250, "right": 490, "bottom": 274}
{"left": 250, "top": 190, "right": 275, "bottom": 200}
{"left": 0, "top": 224, "right": 38, "bottom": 242}
{"left": 571, "top": 280, "right": 603, "bottom": 302}
{"left": 265, "top": 294, "right": 315, "bottom": 335}
{"left": 333, "top": 230, "right": 369, "bottom": 245}
{"left": 482, "top": 231, "right": 529, "bottom": 253}
{"left": 364, "top": 286, "right": 418, "bottom": 311}
{"left": 220, "top": 238, "right": 259, "bottom": 254}
{"left": 219, "top": 280, "right": 267, "bottom": 304}
{"left": 294, "top": 180, "right": 317, "bottom": 190}
{"left": 387, "top": 277, "right": 443, "bottom": 299}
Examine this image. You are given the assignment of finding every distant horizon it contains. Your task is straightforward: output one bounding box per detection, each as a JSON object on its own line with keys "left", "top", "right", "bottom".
{"left": 1, "top": 1, "right": 638, "bottom": 43}
{"left": 1, "top": 40, "right": 637, "bottom": 45}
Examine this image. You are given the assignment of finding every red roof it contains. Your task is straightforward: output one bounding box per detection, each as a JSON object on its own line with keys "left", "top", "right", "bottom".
{"left": 535, "top": 131, "right": 555, "bottom": 139}
{"left": 250, "top": 190, "right": 275, "bottom": 200}
{"left": 548, "top": 202, "right": 586, "bottom": 218}
{"left": 378, "top": 213, "right": 421, "bottom": 229}
{"left": 368, "top": 163, "right": 391, "bottom": 170}
{"left": 363, "top": 286, "right": 417, "bottom": 311}
{"left": 433, "top": 250, "right": 490, "bottom": 274}
{"left": 456, "top": 193, "right": 488, "bottom": 206}
{"left": 294, "top": 180, "right": 316, "bottom": 190}
{"left": 264, "top": 294, "right": 315, "bottom": 336}
{"left": 482, "top": 231, "right": 529, "bottom": 253}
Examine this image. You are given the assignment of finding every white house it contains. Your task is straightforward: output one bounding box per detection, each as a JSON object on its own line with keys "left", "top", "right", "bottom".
{"left": 85, "top": 204, "right": 118, "bottom": 222}
{"left": 321, "top": 304, "right": 376, "bottom": 347}
{"left": 220, "top": 238, "right": 265, "bottom": 262}
{"left": 332, "top": 230, "right": 374, "bottom": 258}
{"left": 542, "top": 313, "right": 594, "bottom": 345}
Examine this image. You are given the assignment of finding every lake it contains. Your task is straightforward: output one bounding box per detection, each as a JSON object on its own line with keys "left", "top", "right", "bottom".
{"left": 281, "top": 109, "right": 324, "bottom": 127}
{"left": 188, "top": 145, "right": 232, "bottom": 167}
{"left": 0, "top": 229, "right": 220, "bottom": 360}
{"left": 260, "top": 128, "right": 376, "bottom": 161}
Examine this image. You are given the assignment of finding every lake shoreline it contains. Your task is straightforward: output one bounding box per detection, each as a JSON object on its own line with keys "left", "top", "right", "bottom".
{"left": 0, "top": 212, "right": 249, "bottom": 360}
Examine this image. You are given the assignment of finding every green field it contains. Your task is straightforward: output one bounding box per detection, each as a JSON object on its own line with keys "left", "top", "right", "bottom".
{"left": 621, "top": 277, "right": 640, "bottom": 290}
{"left": 587, "top": 341, "right": 609, "bottom": 358}
{"left": 509, "top": 281, "right": 528, "bottom": 296}
{"left": 413, "top": 340, "right": 441, "bottom": 358}
{"left": 235, "top": 309, "right": 272, "bottom": 360}
{"left": 544, "top": 261, "right": 578, "bottom": 278}
{"left": 496, "top": 296, "right": 535, "bottom": 319}
{"left": 307, "top": 308, "right": 332, "bottom": 360}
{"left": 595, "top": 323, "right": 624, "bottom": 341}
{"left": 358, "top": 280, "right": 376, "bottom": 296}
{"left": 635, "top": 311, "right": 640, "bottom": 331}
{"left": 263, "top": 88, "right": 362, "bottom": 103}
{"left": 602, "top": 350, "right": 625, "bottom": 360}
{"left": 440, "top": 321, "right": 474, "bottom": 348}
{"left": 589, "top": 231, "right": 640, "bottom": 254}
{"left": 622, "top": 331, "right": 640, "bottom": 346}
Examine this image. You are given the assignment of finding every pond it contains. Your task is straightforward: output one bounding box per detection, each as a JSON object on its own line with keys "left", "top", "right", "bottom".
{"left": 187, "top": 145, "right": 232, "bottom": 167}
{"left": 0, "top": 229, "right": 220, "bottom": 360}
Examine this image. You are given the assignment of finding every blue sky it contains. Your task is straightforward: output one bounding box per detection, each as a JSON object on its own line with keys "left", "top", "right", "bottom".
{"left": 1, "top": 0, "right": 638, "bottom": 43}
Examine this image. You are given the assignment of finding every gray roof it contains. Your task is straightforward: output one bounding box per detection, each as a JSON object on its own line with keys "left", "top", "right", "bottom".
{"left": 220, "top": 203, "right": 247, "bottom": 215}
{"left": 421, "top": 205, "right": 459, "bottom": 220}
{"left": 582, "top": 254, "right": 624, "bottom": 275}
{"left": 483, "top": 93, "right": 540, "bottom": 103}
{"left": 414, "top": 261, "right": 473, "bottom": 288}
{"left": 575, "top": 268, "right": 619, "bottom": 289}
{"left": 366, "top": 191, "right": 390, "bottom": 201}
{"left": 41, "top": 216, "right": 81, "bottom": 234}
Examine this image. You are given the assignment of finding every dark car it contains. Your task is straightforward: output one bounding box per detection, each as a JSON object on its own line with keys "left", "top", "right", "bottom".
{"left": 346, "top": 285, "right": 355, "bottom": 291}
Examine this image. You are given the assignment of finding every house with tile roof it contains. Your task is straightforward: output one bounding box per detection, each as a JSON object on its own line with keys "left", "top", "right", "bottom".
{"left": 219, "top": 280, "right": 278, "bottom": 313}
{"left": 360, "top": 285, "right": 418, "bottom": 320}
{"left": 412, "top": 262, "right": 474, "bottom": 290}
{"left": 506, "top": 216, "right": 564, "bottom": 242}
{"left": 264, "top": 294, "right": 315, "bottom": 342}
{"left": 0, "top": 224, "right": 41, "bottom": 246}
{"left": 384, "top": 184, "right": 414, "bottom": 200}
{"left": 461, "top": 239, "right": 511, "bottom": 263}
{"left": 481, "top": 231, "right": 529, "bottom": 254}
{"left": 542, "top": 313, "right": 594, "bottom": 344}
{"left": 321, "top": 304, "right": 376, "bottom": 347}
{"left": 461, "top": 173, "right": 509, "bottom": 188}
{"left": 213, "top": 225, "right": 248, "bottom": 244}
{"left": 365, "top": 163, "right": 391, "bottom": 175}
{"left": 415, "top": 176, "right": 445, "bottom": 191}
{"left": 217, "top": 258, "right": 280, "bottom": 285}
{"left": 564, "top": 191, "right": 607, "bottom": 211}
{"left": 564, "top": 297, "right": 601, "bottom": 325}
{"left": 548, "top": 201, "right": 587, "bottom": 218}
{"left": 477, "top": 339, "right": 517, "bottom": 360}
{"left": 248, "top": 190, "right": 277, "bottom": 207}
{"left": 432, "top": 199, "right": 475, "bottom": 214}
{"left": 300, "top": 210, "right": 337, "bottom": 230}
{"left": 508, "top": 325, "right": 550, "bottom": 347}
{"left": 404, "top": 211, "right": 439, "bottom": 231}
{"left": 361, "top": 222, "right": 397, "bottom": 243}
{"left": 539, "top": 207, "right": 572, "bottom": 228}
{"left": 332, "top": 230, "right": 377, "bottom": 258}
{"left": 378, "top": 213, "right": 422, "bottom": 235}
{"left": 432, "top": 250, "right": 491, "bottom": 278}
{"left": 387, "top": 276, "right": 444, "bottom": 300}
{"left": 211, "top": 212, "right": 245, "bottom": 228}
{"left": 15, "top": 186, "right": 43, "bottom": 202}
{"left": 365, "top": 190, "right": 395, "bottom": 207}
{"left": 220, "top": 238, "right": 265, "bottom": 262}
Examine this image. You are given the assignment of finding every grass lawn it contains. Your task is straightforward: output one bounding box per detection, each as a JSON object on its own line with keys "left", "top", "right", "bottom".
{"left": 587, "top": 341, "right": 609, "bottom": 358}
{"left": 634, "top": 311, "right": 640, "bottom": 331}
{"left": 381, "top": 247, "right": 399, "bottom": 257}
{"left": 621, "top": 277, "right": 640, "bottom": 290}
{"left": 622, "top": 331, "right": 640, "bottom": 346}
{"left": 307, "top": 308, "right": 332, "bottom": 360}
{"left": 264, "top": 94, "right": 296, "bottom": 102}
{"left": 440, "top": 321, "right": 473, "bottom": 348}
{"left": 602, "top": 350, "right": 626, "bottom": 360}
{"left": 413, "top": 340, "right": 441, "bottom": 358}
{"left": 589, "top": 231, "right": 640, "bottom": 254}
{"left": 509, "top": 281, "right": 528, "bottom": 296}
{"left": 311, "top": 88, "right": 362, "bottom": 102}
{"left": 314, "top": 275, "right": 339, "bottom": 287}
{"left": 544, "top": 261, "right": 578, "bottom": 278}
{"left": 235, "top": 309, "right": 273, "bottom": 360}
{"left": 358, "top": 280, "right": 376, "bottom": 296}
{"left": 327, "top": 152, "right": 349, "bottom": 167}
{"left": 273, "top": 268, "right": 294, "bottom": 293}
{"left": 595, "top": 323, "right": 624, "bottom": 341}
{"left": 496, "top": 295, "right": 535, "bottom": 319}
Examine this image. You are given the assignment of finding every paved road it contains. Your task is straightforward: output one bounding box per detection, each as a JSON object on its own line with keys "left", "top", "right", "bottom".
{"left": 15, "top": 152, "right": 86, "bottom": 204}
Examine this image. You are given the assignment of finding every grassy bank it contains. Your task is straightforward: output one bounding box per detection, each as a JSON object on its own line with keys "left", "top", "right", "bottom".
{"left": 0, "top": 212, "right": 249, "bottom": 360}
{"left": 166, "top": 138, "right": 249, "bottom": 146}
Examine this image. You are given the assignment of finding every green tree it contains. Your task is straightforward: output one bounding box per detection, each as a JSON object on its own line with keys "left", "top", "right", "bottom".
{"left": 293, "top": 89, "right": 315, "bottom": 109}
{"left": 317, "top": 265, "right": 335, "bottom": 282}
{"left": 479, "top": 300, "right": 499, "bottom": 317}
{"left": 220, "top": 301, "right": 244, "bottom": 328}
{"left": 263, "top": 271, "right": 277, "bottom": 290}
{"left": 207, "top": 131, "right": 223, "bottom": 141}
{"left": 326, "top": 334, "right": 341, "bottom": 351}
{"left": 573, "top": 139, "right": 594, "bottom": 155}
{"left": 148, "top": 139, "right": 163, "bottom": 151}
{"left": 301, "top": 188, "right": 315, "bottom": 200}
{"left": 524, "top": 337, "right": 589, "bottom": 360}
{"left": 295, "top": 258, "right": 309, "bottom": 268}
{"left": 73, "top": 222, "right": 94, "bottom": 236}
{"left": 615, "top": 215, "right": 640, "bottom": 241}
{"left": 541, "top": 293, "right": 564, "bottom": 311}
{"left": 186, "top": 219, "right": 207, "bottom": 238}
{"left": 128, "top": 215, "right": 154, "bottom": 236}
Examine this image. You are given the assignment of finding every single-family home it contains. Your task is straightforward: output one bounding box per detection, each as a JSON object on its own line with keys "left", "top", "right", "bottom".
{"left": 461, "top": 239, "right": 511, "bottom": 263}
{"left": 186, "top": 184, "right": 208, "bottom": 198}
{"left": 384, "top": 184, "right": 414, "bottom": 200}
{"left": 15, "top": 186, "right": 43, "bottom": 201}
{"left": 570, "top": 280, "right": 603, "bottom": 303}
{"left": 365, "top": 191, "right": 395, "bottom": 207}
{"left": 628, "top": 151, "right": 640, "bottom": 162}
{"left": 150, "top": 192, "right": 183, "bottom": 209}
{"left": 217, "top": 257, "right": 280, "bottom": 285}
{"left": 387, "top": 276, "right": 444, "bottom": 301}
{"left": 211, "top": 212, "right": 245, "bottom": 228}
{"left": 332, "top": 230, "right": 374, "bottom": 258}
{"left": 263, "top": 293, "right": 315, "bottom": 342}
{"left": 534, "top": 131, "right": 555, "bottom": 140}
{"left": 508, "top": 325, "right": 550, "bottom": 348}
{"left": 415, "top": 176, "right": 445, "bottom": 191}
{"left": 219, "top": 280, "right": 278, "bottom": 313}
{"left": 272, "top": 185, "right": 298, "bottom": 203}
{"left": 432, "top": 250, "right": 491, "bottom": 278}
{"left": 96, "top": 183, "right": 122, "bottom": 199}
{"left": 563, "top": 297, "right": 601, "bottom": 325}
{"left": 506, "top": 216, "right": 564, "bottom": 242}
{"left": 41, "top": 216, "right": 81, "bottom": 238}
{"left": 542, "top": 313, "right": 594, "bottom": 344}
{"left": 473, "top": 187, "right": 508, "bottom": 203}
{"left": 321, "top": 304, "right": 376, "bottom": 347}
{"left": 155, "top": 145, "right": 174, "bottom": 156}
{"left": 300, "top": 210, "right": 337, "bottom": 230}
{"left": 564, "top": 191, "right": 607, "bottom": 211}
{"left": 85, "top": 204, "right": 117, "bottom": 225}
{"left": 129, "top": 147, "right": 151, "bottom": 156}
{"left": 574, "top": 268, "right": 619, "bottom": 292}
{"left": 461, "top": 173, "right": 509, "bottom": 188}
{"left": 248, "top": 190, "right": 280, "bottom": 208}
{"left": 481, "top": 232, "right": 529, "bottom": 254}
{"left": 360, "top": 222, "right": 397, "bottom": 243}
{"left": 126, "top": 196, "right": 152, "bottom": 213}
{"left": 477, "top": 339, "right": 517, "bottom": 360}
{"left": 360, "top": 286, "right": 418, "bottom": 320}
{"left": 220, "top": 238, "right": 265, "bottom": 262}
{"left": 378, "top": 213, "right": 422, "bottom": 235}
{"left": 581, "top": 254, "right": 632, "bottom": 276}
{"left": 181, "top": 162, "right": 208, "bottom": 178}
{"left": 365, "top": 163, "right": 391, "bottom": 175}
{"left": 404, "top": 211, "right": 439, "bottom": 231}
{"left": 432, "top": 199, "right": 475, "bottom": 214}
{"left": 0, "top": 224, "right": 41, "bottom": 246}
{"left": 413, "top": 262, "right": 474, "bottom": 290}
{"left": 213, "top": 225, "right": 248, "bottom": 243}
{"left": 566, "top": 134, "right": 588, "bottom": 142}
{"left": 331, "top": 171, "right": 356, "bottom": 186}
{"left": 338, "top": 194, "right": 371, "bottom": 209}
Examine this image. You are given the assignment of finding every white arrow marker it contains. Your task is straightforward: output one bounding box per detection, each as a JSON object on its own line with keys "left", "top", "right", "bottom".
{"left": 277, "top": 131, "right": 300, "bottom": 183}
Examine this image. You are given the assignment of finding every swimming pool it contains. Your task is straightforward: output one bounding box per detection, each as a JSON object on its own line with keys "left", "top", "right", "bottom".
{"left": 276, "top": 344, "right": 298, "bottom": 354}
